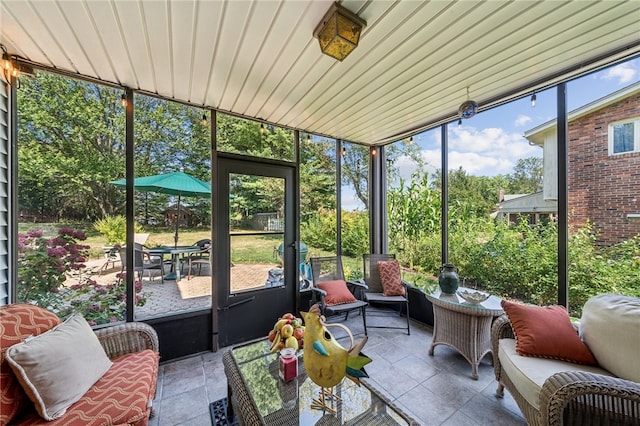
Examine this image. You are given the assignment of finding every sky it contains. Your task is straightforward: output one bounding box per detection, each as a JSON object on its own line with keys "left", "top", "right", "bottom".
{"left": 341, "top": 57, "right": 640, "bottom": 211}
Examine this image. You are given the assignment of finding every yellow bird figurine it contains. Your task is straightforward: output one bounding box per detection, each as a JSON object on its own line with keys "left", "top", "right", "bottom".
{"left": 300, "top": 304, "right": 371, "bottom": 412}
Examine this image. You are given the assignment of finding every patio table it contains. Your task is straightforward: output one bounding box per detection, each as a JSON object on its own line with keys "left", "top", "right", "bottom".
{"left": 145, "top": 245, "right": 200, "bottom": 281}
{"left": 223, "top": 338, "right": 420, "bottom": 425}
{"left": 426, "top": 287, "right": 503, "bottom": 379}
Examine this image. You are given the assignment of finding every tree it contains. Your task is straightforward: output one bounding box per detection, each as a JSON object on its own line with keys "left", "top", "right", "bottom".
{"left": 299, "top": 136, "right": 337, "bottom": 221}
{"left": 18, "top": 72, "right": 214, "bottom": 224}
{"left": 18, "top": 73, "right": 125, "bottom": 219}
{"left": 508, "top": 156, "right": 543, "bottom": 194}
{"left": 341, "top": 143, "right": 369, "bottom": 209}
{"left": 431, "top": 167, "right": 510, "bottom": 218}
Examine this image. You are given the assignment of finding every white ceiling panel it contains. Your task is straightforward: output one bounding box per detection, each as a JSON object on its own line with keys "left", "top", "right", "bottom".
{"left": 1, "top": 0, "right": 639, "bottom": 145}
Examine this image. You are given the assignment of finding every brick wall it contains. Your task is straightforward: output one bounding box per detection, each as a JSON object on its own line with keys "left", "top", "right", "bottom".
{"left": 568, "top": 93, "right": 640, "bottom": 245}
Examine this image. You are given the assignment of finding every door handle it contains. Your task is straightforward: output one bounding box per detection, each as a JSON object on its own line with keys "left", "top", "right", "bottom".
{"left": 218, "top": 296, "right": 255, "bottom": 311}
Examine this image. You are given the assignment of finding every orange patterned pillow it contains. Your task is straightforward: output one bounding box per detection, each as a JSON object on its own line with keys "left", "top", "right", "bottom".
{"left": 501, "top": 300, "right": 597, "bottom": 365}
{"left": 1, "top": 304, "right": 62, "bottom": 425}
{"left": 377, "top": 259, "right": 405, "bottom": 297}
{"left": 317, "top": 280, "right": 357, "bottom": 306}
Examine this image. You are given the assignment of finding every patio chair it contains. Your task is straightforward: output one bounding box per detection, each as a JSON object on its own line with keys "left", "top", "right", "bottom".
{"left": 361, "top": 254, "right": 410, "bottom": 335}
{"left": 119, "top": 243, "right": 164, "bottom": 283}
{"left": 309, "top": 256, "right": 368, "bottom": 335}
{"left": 182, "top": 239, "right": 211, "bottom": 280}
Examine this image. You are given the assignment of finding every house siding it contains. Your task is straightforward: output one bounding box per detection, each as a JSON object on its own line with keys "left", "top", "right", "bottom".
{"left": 568, "top": 93, "right": 640, "bottom": 246}
{"left": 0, "top": 80, "right": 9, "bottom": 305}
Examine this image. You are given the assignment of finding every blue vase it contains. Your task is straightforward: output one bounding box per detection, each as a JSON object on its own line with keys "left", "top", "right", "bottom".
{"left": 438, "top": 263, "right": 460, "bottom": 294}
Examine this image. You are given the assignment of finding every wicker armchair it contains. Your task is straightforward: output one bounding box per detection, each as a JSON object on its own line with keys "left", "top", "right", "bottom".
{"left": 491, "top": 314, "right": 640, "bottom": 426}
{"left": 1, "top": 304, "right": 159, "bottom": 425}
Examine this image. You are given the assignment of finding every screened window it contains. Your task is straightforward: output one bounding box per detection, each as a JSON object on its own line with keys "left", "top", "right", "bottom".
{"left": 609, "top": 119, "right": 639, "bottom": 155}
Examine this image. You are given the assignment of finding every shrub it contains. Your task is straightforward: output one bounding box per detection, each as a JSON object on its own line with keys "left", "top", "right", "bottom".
{"left": 17, "top": 227, "right": 90, "bottom": 305}
{"left": 94, "top": 215, "right": 144, "bottom": 245}
{"left": 17, "top": 227, "right": 147, "bottom": 326}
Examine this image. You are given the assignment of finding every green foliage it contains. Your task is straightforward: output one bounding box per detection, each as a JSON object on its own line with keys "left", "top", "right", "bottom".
{"left": 93, "top": 215, "right": 144, "bottom": 245}
{"left": 300, "top": 210, "right": 368, "bottom": 258}
{"left": 17, "top": 228, "right": 90, "bottom": 305}
{"left": 17, "top": 227, "right": 147, "bottom": 326}
{"left": 508, "top": 157, "right": 543, "bottom": 194}
{"left": 340, "top": 211, "right": 369, "bottom": 257}
{"left": 387, "top": 171, "right": 441, "bottom": 273}
{"left": 55, "top": 276, "right": 147, "bottom": 326}
{"left": 301, "top": 209, "right": 337, "bottom": 254}
{"left": 299, "top": 136, "right": 337, "bottom": 222}
{"left": 18, "top": 74, "right": 125, "bottom": 220}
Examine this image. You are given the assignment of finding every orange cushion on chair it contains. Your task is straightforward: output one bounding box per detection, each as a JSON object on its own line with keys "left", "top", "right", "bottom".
{"left": 377, "top": 259, "right": 406, "bottom": 297}
{"left": 1, "top": 304, "right": 62, "bottom": 425}
{"left": 317, "top": 280, "right": 357, "bottom": 306}
{"left": 501, "top": 300, "right": 597, "bottom": 365}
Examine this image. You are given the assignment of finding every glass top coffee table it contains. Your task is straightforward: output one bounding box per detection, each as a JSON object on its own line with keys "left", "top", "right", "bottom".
{"left": 223, "top": 339, "right": 419, "bottom": 425}
{"left": 426, "top": 287, "right": 504, "bottom": 379}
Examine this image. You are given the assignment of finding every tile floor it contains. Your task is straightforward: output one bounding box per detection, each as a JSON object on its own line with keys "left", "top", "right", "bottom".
{"left": 148, "top": 309, "right": 527, "bottom": 426}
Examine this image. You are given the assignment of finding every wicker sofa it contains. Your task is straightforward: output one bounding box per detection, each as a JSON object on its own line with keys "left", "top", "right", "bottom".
{"left": 1, "top": 304, "right": 159, "bottom": 426}
{"left": 491, "top": 294, "right": 640, "bottom": 426}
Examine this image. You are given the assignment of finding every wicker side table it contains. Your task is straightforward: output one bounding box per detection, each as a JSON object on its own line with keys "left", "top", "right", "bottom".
{"left": 426, "top": 288, "right": 503, "bottom": 379}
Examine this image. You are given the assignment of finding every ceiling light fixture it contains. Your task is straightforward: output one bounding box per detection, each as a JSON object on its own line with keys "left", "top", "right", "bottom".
{"left": 458, "top": 118, "right": 462, "bottom": 129}
{"left": 306, "top": 133, "right": 311, "bottom": 143}
{"left": 409, "top": 136, "right": 414, "bottom": 143}
{"left": 341, "top": 146, "right": 346, "bottom": 156}
{"left": 313, "top": 2, "right": 367, "bottom": 61}
{"left": 201, "top": 110, "right": 208, "bottom": 126}
{"left": 120, "top": 92, "right": 127, "bottom": 107}
{"left": 458, "top": 87, "right": 478, "bottom": 120}
{"left": 531, "top": 93, "right": 537, "bottom": 107}
{"left": 259, "top": 123, "right": 265, "bottom": 135}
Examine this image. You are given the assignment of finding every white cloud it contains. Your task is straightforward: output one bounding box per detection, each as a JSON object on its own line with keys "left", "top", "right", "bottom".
{"left": 600, "top": 63, "right": 637, "bottom": 84}
{"left": 515, "top": 114, "right": 532, "bottom": 127}
{"left": 340, "top": 187, "right": 366, "bottom": 211}
{"left": 393, "top": 125, "right": 542, "bottom": 179}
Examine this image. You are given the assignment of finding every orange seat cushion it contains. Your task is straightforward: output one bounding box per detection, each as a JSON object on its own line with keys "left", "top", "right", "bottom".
{"left": 317, "top": 280, "right": 357, "bottom": 306}
{"left": 1, "top": 304, "right": 62, "bottom": 425}
{"left": 13, "top": 349, "right": 159, "bottom": 426}
{"left": 502, "top": 300, "right": 597, "bottom": 365}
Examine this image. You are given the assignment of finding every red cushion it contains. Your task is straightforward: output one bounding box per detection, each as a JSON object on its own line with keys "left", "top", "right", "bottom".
{"left": 501, "top": 300, "right": 597, "bottom": 365}
{"left": 13, "top": 349, "right": 159, "bottom": 426}
{"left": 1, "top": 304, "right": 62, "bottom": 425}
{"left": 317, "top": 280, "right": 357, "bottom": 306}
{"left": 377, "top": 259, "right": 405, "bottom": 297}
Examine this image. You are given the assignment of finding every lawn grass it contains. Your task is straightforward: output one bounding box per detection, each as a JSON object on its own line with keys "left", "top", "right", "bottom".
{"left": 19, "top": 222, "right": 437, "bottom": 287}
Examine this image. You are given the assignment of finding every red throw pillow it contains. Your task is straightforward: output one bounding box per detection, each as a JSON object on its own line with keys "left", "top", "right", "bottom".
{"left": 317, "top": 280, "right": 357, "bottom": 306}
{"left": 377, "top": 259, "right": 405, "bottom": 297}
{"left": 501, "top": 300, "right": 597, "bottom": 365}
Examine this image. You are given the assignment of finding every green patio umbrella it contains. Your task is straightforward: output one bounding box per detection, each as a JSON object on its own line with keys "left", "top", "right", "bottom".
{"left": 111, "top": 171, "right": 211, "bottom": 248}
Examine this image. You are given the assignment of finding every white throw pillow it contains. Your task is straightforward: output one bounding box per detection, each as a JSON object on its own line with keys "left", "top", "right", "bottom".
{"left": 5, "top": 313, "right": 113, "bottom": 421}
{"left": 580, "top": 294, "right": 640, "bottom": 383}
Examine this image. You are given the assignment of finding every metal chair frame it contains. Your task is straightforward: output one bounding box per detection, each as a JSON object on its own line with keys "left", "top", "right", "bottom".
{"left": 309, "top": 256, "right": 368, "bottom": 335}
{"left": 182, "top": 239, "right": 211, "bottom": 280}
{"left": 361, "top": 254, "right": 410, "bottom": 335}
{"left": 119, "top": 243, "right": 164, "bottom": 283}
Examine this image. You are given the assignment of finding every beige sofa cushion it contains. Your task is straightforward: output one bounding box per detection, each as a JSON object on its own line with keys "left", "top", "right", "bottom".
{"left": 5, "top": 313, "right": 113, "bottom": 421}
{"left": 580, "top": 294, "right": 640, "bottom": 383}
{"left": 498, "top": 339, "right": 611, "bottom": 410}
